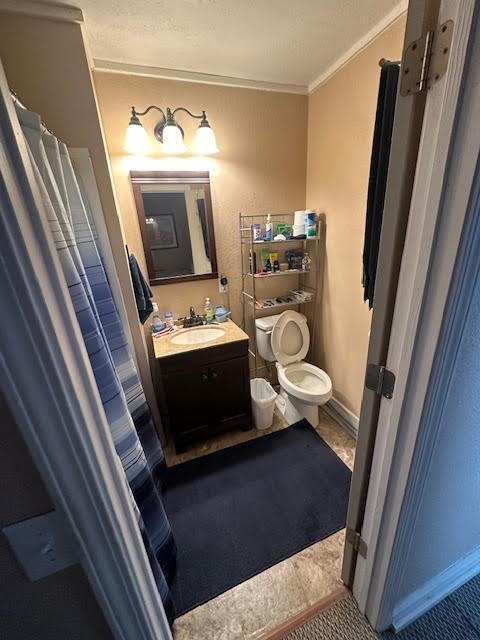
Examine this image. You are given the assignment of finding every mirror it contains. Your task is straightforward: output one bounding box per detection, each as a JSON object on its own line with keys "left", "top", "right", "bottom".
{"left": 131, "top": 171, "right": 218, "bottom": 285}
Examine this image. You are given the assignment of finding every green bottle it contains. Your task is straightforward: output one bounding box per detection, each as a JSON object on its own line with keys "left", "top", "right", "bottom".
{"left": 204, "top": 297, "right": 215, "bottom": 323}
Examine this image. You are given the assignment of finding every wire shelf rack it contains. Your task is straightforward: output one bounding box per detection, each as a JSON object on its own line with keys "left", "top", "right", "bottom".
{"left": 239, "top": 212, "right": 323, "bottom": 378}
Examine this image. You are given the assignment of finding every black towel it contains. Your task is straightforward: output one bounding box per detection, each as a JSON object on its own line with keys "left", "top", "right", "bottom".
{"left": 196, "top": 198, "right": 210, "bottom": 260}
{"left": 362, "top": 64, "right": 399, "bottom": 309}
{"left": 128, "top": 253, "right": 154, "bottom": 324}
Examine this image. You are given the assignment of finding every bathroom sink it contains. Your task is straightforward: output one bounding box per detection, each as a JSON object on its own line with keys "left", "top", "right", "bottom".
{"left": 170, "top": 326, "right": 226, "bottom": 346}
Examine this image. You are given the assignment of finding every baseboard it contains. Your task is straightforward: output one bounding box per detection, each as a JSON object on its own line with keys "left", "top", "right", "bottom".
{"left": 392, "top": 546, "right": 480, "bottom": 632}
{"left": 322, "top": 396, "right": 359, "bottom": 440}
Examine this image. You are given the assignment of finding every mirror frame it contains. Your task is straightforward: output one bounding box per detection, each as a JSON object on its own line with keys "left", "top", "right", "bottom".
{"left": 130, "top": 171, "right": 218, "bottom": 286}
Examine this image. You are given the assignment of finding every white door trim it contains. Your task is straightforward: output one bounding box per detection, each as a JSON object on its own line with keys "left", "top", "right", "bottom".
{"left": 0, "top": 62, "right": 172, "bottom": 640}
{"left": 353, "top": 0, "right": 478, "bottom": 629}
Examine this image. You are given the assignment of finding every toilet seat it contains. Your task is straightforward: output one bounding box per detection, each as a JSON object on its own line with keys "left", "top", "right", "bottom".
{"left": 270, "top": 311, "right": 332, "bottom": 409}
{"left": 271, "top": 310, "right": 309, "bottom": 366}
{"left": 276, "top": 361, "right": 332, "bottom": 406}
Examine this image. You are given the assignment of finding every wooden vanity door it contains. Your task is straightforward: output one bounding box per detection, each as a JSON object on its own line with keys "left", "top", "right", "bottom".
{"left": 158, "top": 340, "right": 252, "bottom": 452}
{"left": 162, "top": 364, "right": 212, "bottom": 436}
{"left": 208, "top": 356, "right": 251, "bottom": 430}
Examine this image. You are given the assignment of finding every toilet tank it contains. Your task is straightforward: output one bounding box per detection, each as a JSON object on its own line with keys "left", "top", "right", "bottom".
{"left": 255, "top": 314, "right": 281, "bottom": 362}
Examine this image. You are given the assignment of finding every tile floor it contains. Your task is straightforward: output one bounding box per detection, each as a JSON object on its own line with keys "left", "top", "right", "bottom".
{"left": 166, "top": 408, "right": 356, "bottom": 640}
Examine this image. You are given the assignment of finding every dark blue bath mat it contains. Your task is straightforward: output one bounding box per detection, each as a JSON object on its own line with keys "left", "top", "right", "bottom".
{"left": 164, "top": 419, "right": 352, "bottom": 617}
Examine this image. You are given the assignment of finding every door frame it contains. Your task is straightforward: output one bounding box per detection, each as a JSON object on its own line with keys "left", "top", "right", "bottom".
{"left": 351, "top": 0, "right": 478, "bottom": 629}
{"left": 0, "top": 60, "right": 172, "bottom": 640}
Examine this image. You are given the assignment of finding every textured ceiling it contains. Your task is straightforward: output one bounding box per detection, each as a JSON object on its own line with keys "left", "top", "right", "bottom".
{"left": 73, "top": 0, "right": 404, "bottom": 87}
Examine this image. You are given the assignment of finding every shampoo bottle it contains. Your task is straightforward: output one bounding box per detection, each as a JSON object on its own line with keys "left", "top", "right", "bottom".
{"left": 265, "top": 214, "right": 273, "bottom": 241}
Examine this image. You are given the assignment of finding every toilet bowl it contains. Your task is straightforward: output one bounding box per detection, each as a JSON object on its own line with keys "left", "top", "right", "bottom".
{"left": 255, "top": 310, "right": 332, "bottom": 427}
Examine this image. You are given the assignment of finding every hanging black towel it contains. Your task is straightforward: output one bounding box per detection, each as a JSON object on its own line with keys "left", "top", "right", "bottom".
{"left": 128, "top": 253, "right": 154, "bottom": 324}
{"left": 196, "top": 198, "right": 210, "bottom": 260}
{"left": 362, "top": 64, "right": 399, "bottom": 309}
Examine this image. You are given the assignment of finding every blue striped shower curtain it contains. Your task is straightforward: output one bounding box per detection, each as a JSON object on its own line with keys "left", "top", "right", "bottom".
{"left": 17, "top": 107, "right": 176, "bottom": 623}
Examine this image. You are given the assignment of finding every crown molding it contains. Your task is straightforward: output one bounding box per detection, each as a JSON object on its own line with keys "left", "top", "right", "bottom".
{"left": 0, "top": 0, "right": 83, "bottom": 23}
{"left": 6, "top": 1, "right": 405, "bottom": 95}
{"left": 93, "top": 59, "right": 308, "bottom": 95}
{"left": 308, "top": 1, "right": 407, "bottom": 94}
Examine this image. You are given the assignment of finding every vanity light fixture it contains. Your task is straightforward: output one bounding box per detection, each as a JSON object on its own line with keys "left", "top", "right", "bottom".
{"left": 124, "top": 105, "right": 219, "bottom": 155}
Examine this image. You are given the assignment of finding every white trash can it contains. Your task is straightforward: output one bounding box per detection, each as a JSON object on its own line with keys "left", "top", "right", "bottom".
{"left": 250, "top": 378, "right": 277, "bottom": 430}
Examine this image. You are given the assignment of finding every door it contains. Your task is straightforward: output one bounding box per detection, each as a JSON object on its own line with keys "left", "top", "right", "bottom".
{"left": 142, "top": 191, "right": 194, "bottom": 278}
{"left": 347, "top": 0, "right": 478, "bottom": 629}
{"left": 210, "top": 356, "right": 251, "bottom": 427}
{"left": 162, "top": 364, "right": 212, "bottom": 435}
{"left": 342, "top": 0, "right": 440, "bottom": 588}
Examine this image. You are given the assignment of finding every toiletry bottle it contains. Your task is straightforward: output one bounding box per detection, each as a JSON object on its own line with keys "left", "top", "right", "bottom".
{"left": 269, "top": 252, "right": 279, "bottom": 271}
{"left": 251, "top": 223, "right": 261, "bottom": 241}
{"left": 204, "top": 297, "right": 215, "bottom": 323}
{"left": 302, "top": 252, "right": 312, "bottom": 271}
{"left": 265, "top": 214, "right": 273, "bottom": 241}
{"left": 164, "top": 311, "right": 174, "bottom": 329}
{"left": 151, "top": 303, "right": 164, "bottom": 333}
{"left": 249, "top": 250, "right": 257, "bottom": 274}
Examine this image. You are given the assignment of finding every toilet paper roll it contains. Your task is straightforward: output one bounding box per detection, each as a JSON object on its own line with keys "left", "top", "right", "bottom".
{"left": 294, "top": 210, "right": 306, "bottom": 226}
{"left": 293, "top": 224, "right": 306, "bottom": 235}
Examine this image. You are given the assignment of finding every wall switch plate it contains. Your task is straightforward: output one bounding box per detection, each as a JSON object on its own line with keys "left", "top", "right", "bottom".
{"left": 218, "top": 275, "right": 228, "bottom": 293}
{"left": 3, "top": 510, "right": 78, "bottom": 581}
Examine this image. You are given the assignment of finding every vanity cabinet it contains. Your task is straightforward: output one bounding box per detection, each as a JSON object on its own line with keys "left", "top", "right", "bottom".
{"left": 158, "top": 339, "right": 252, "bottom": 452}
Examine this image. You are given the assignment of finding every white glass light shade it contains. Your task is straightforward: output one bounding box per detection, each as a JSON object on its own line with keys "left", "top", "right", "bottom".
{"left": 124, "top": 122, "right": 150, "bottom": 154}
{"left": 162, "top": 123, "right": 185, "bottom": 154}
{"left": 194, "top": 124, "right": 219, "bottom": 155}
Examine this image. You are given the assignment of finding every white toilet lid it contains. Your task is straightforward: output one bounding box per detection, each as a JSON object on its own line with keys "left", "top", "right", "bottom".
{"left": 271, "top": 310, "right": 309, "bottom": 366}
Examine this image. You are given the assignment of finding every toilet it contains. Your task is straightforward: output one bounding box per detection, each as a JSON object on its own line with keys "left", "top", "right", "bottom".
{"left": 255, "top": 310, "right": 332, "bottom": 427}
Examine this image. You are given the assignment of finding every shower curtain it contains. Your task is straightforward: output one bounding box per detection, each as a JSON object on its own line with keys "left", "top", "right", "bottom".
{"left": 16, "top": 106, "right": 176, "bottom": 623}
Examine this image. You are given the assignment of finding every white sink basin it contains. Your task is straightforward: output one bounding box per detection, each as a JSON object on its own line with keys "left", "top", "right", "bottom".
{"left": 170, "top": 326, "right": 226, "bottom": 346}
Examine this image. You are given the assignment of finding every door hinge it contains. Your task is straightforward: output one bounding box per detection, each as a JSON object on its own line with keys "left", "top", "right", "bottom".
{"left": 346, "top": 527, "right": 368, "bottom": 558}
{"left": 365, "top": 364, "right": 395, "bottom": 399}
{"left": 400, "top": 20, "right": 454, "bottom": 96}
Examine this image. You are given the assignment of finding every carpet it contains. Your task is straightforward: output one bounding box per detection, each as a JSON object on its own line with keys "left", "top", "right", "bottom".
{"left": 284, "top": 593, "right": 377, "bottom": 639}
{"left": 381, "top": 573, "right": 480, "bottom": 640}
{"left": 283, "top": 574, "right": 480, "bottom": 639}
{"left": 163, "top": 419, "right": 352, "bottom": 616}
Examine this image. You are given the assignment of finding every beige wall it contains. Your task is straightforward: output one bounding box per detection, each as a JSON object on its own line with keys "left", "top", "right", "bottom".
{"left": 94, "top": 22, "right": 405, "bottom": 416}
{"left": 0, "top": 11, "right": 161, "bottom": 433}
{"left": 306, "top": 17, "right": 406, "bottom": 417}
{"left": 94, "top": 73, "right": 308, "bottom": 330}
{"left": 0, "top": 394, "right": 113, "bottom": 640}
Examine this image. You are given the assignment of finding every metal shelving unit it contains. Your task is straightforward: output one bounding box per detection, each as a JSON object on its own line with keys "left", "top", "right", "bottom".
{"left": 240, "top": 212, "right": 322, "bottom": 378}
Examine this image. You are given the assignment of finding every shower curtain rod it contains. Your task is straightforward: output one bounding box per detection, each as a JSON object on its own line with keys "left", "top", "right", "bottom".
{"left": 11, "top": 89, "right": 63, "bottom": 142}
{"left": 10, "top": 89, "right": 27, "bottom": 110}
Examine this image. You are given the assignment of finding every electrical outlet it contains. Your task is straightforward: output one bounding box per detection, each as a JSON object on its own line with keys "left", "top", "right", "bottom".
{"left": 218, "top": 275, "right": 228, "bottom": 293}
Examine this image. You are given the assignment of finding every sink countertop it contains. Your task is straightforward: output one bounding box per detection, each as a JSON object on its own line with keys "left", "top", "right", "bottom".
{"left": 153, "top": 320, "right": 249, "bottom": 360}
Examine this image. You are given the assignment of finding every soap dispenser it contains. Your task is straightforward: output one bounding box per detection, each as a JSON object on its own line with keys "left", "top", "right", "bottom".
{"left": 204, "top": 297, "right": 214, "bottom": 323}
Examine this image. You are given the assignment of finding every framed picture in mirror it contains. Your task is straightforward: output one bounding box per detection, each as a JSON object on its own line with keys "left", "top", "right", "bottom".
{"left": 130, "top": 171, "right": 218, "bottom": 285}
